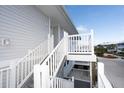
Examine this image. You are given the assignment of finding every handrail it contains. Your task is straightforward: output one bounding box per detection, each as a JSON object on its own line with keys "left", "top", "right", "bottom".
{"left": 34, "top": 36, "right": 68, "bottom": 88}
{"left": 15, "top": 39, "right": 48, "bottom": 88}
{"left": 68, "top": 33, "right": 91, "bottom": 37}
{"left": 15, "top": 40, "right": 48, "bottom": 66}
{"left": 41, "top": 37, "right": 66, "bottom": 77}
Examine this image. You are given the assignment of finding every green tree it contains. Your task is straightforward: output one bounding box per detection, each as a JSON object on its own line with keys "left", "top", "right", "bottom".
{"left": 95, "top": 45, "right": 107, "bottom": 57}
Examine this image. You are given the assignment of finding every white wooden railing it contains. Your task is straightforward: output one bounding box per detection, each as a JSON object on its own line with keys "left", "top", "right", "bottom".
{"left": 68, "top": 30, "right": 94, "bottom": 55}
{"left": 0, "top": 30, "right": 94, "bottom": 88}
{"left": 98, "top": 62, "right": 112, "bottom": 88}
{"left": 50, "top": 77, "right": 74, "bottom": 88}
{"left": 0, "top": 40, "right": 48, "bottom": 88}
{"left": 34, "top": 36, "right": 73, "bottom": 88}
{"left": 0, "top": 67, "right": 10, "bottom": 88}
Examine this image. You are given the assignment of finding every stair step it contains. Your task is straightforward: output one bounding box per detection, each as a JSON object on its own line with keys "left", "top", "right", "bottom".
{"left": 21, "top": 74, "right": 34, "bottom": 88}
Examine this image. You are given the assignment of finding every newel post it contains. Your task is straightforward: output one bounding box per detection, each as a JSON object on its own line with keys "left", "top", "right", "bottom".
{"left": 72, "top": 76, "right": 74, "bottom": 88}
{"left": 34, "top": 64, "right": 50, "bottom": 88}
{"left": 34, "top": 64, "right": 42, "bottom": 88}
{"left": 10, "top": 61, "right": 16, "bottom": 88}
{"left": 91, "top": 29, "right": 94, "bottom": 55}
{"left": 48, "top": 16, "right": 51, "bottom": 54}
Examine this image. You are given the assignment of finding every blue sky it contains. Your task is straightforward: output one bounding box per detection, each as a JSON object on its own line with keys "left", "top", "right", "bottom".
{"left": 65, "top": 5, "right": 124, "bottom": 45}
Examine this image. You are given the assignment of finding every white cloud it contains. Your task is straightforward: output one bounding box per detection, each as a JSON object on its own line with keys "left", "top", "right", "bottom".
{"left": 76, "top": 25, "right": 89, "bottom": 34}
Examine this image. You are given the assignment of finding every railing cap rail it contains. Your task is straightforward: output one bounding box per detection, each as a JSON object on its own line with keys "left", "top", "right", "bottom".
{"left": 68, "top": 33, "right": 92, "bottom": 37}
{"left": 40, "top": 37, "right": 65, "bottom": 65}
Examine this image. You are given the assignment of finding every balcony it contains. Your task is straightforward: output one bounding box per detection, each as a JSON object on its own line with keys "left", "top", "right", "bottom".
{"left": 67, "top": 30, "right": 96, "bottom": 62}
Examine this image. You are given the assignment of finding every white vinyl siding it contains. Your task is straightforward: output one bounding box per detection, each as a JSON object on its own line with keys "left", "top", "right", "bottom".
{"left": 0, "top": 6, "right": 49, "bottom": 61}
{"left": 60, "top": 27, "right": 64, "bottom": 40}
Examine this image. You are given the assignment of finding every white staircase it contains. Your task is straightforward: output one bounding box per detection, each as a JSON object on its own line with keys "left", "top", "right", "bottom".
{"left": 0, "top": 30, "right": 96, "bottom": 88}
{"left": 33, "top": 35, "right": 73, "bottom": 88}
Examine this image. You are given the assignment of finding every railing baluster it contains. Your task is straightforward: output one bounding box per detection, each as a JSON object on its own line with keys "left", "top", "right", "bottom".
{"left": 26, "top": 56, "right": 28, "bottom": 76}
{"left": 21, "top": 61, "right": 23, "bottom": 82}
{"left": 33, "top": 51, "right": 35, "bottom": 66}
{"left": 49, "top": 58, "right": 52, "bottom": 76}
{"left": 26, "top": 55, "right": 30, "bottom": 75}
{"left": 0, "top": 71, "right": 2, "bottom": 88}
{"left": 75, "top": 36, "right": 77, "bottom": 52}
{"left": 68, "top": 31, "right": 93, "bottom": 54}
{"left": 6, "top": 70, "right": 9, "bottom": 88}
{"left": 86, "top": 35, "right": 88, "bottom": 52}
{"left": 69, "top": 37, "right": 72, "bottom": 52}
{"left": 70, "top": 37, "right": 72, "bottom": 52}
{"left": 30, "top": 53, "right": 32, "bottom": 72}
{"left": 19, "top": 63, "right": 21, "bottom": 84}
{"left": 53, "top": 54, "right": 55, "bottom": 73}
{"left": 51, "top": 56, "right": 53, "bottom": 76}
{"left": 48, "top": 59, "right": 50, "bottom": 76}
{"left": 16, "top": 65, "right": 19, "bottom": 86}
{"left": 56, "top": 78, "right": 58, "bottom": 88}
{"left": 79, "top": 36, "right": 81, "bottom": 52}
{"left": 24, "top": 58, "right": 27, "bottom": 79}
{"left": 17, "top": 65, "right": 19, "bottom": 85}
{"left": 85, "top": 35, "right": 87, "bottom": 52}
{"left": 28, "top": 55, "right": 30, "bottom": 75}
{"left": 55, "top": 51, "right": 57, "bottom": 69}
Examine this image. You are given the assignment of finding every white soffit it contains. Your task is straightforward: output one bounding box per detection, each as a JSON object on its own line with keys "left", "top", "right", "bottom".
{"left": 36, "top": 5, "right": 78, "bottom": 35}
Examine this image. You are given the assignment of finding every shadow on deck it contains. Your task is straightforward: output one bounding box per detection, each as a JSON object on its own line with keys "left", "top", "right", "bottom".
{"left": 74, "top": 80, "right": 90, "bottom": 88}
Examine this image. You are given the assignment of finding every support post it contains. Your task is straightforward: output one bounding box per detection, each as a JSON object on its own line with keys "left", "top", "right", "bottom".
{"left": 90, "top": 62, "right": 92, "bottom": 88}
{"left": 72, "top": 76, "right": 74, "bottom": 88}
{"left": 64, "top": 31, "right": 68, "bottom": 55}
{"left": 34, "top": 64, "right": 41, "bottom": 88}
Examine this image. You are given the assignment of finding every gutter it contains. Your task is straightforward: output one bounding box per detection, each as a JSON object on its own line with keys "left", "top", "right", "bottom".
{"left": 56, "top": 6, "right": 78, "bottom": 34}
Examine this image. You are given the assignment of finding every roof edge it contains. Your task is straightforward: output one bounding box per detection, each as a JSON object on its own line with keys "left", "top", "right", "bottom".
{"left": 57, "top": 6, "right": 78, "bottom": 34}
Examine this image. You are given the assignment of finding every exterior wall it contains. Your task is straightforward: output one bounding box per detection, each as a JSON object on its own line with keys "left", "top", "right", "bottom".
{"left": 60, "top": 27, "right": 64, "bottom": 40}
{"left": 52, "top": 25, "right": 64, "bottom": 47}
{"left": 52, "top": 26, "right": 59, "bottom": 47}
{"left": 0, "top": 6, "right": 49, "bottom": 62}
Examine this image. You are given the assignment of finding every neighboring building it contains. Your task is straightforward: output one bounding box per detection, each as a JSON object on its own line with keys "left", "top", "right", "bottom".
{"left": 99, "top": 42, "right": 124, "bottom": 54}
{"left": 116, "top": 42, "right": 124, "bottom": 54}
{"left": 107, "top": 44, "right": 117, "bottom": 54}
{"left": 96, "top": 44, "right": 117, "bottom": 54}
{"left": 0, "top": 5, "right": 110, "bottom": 88}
